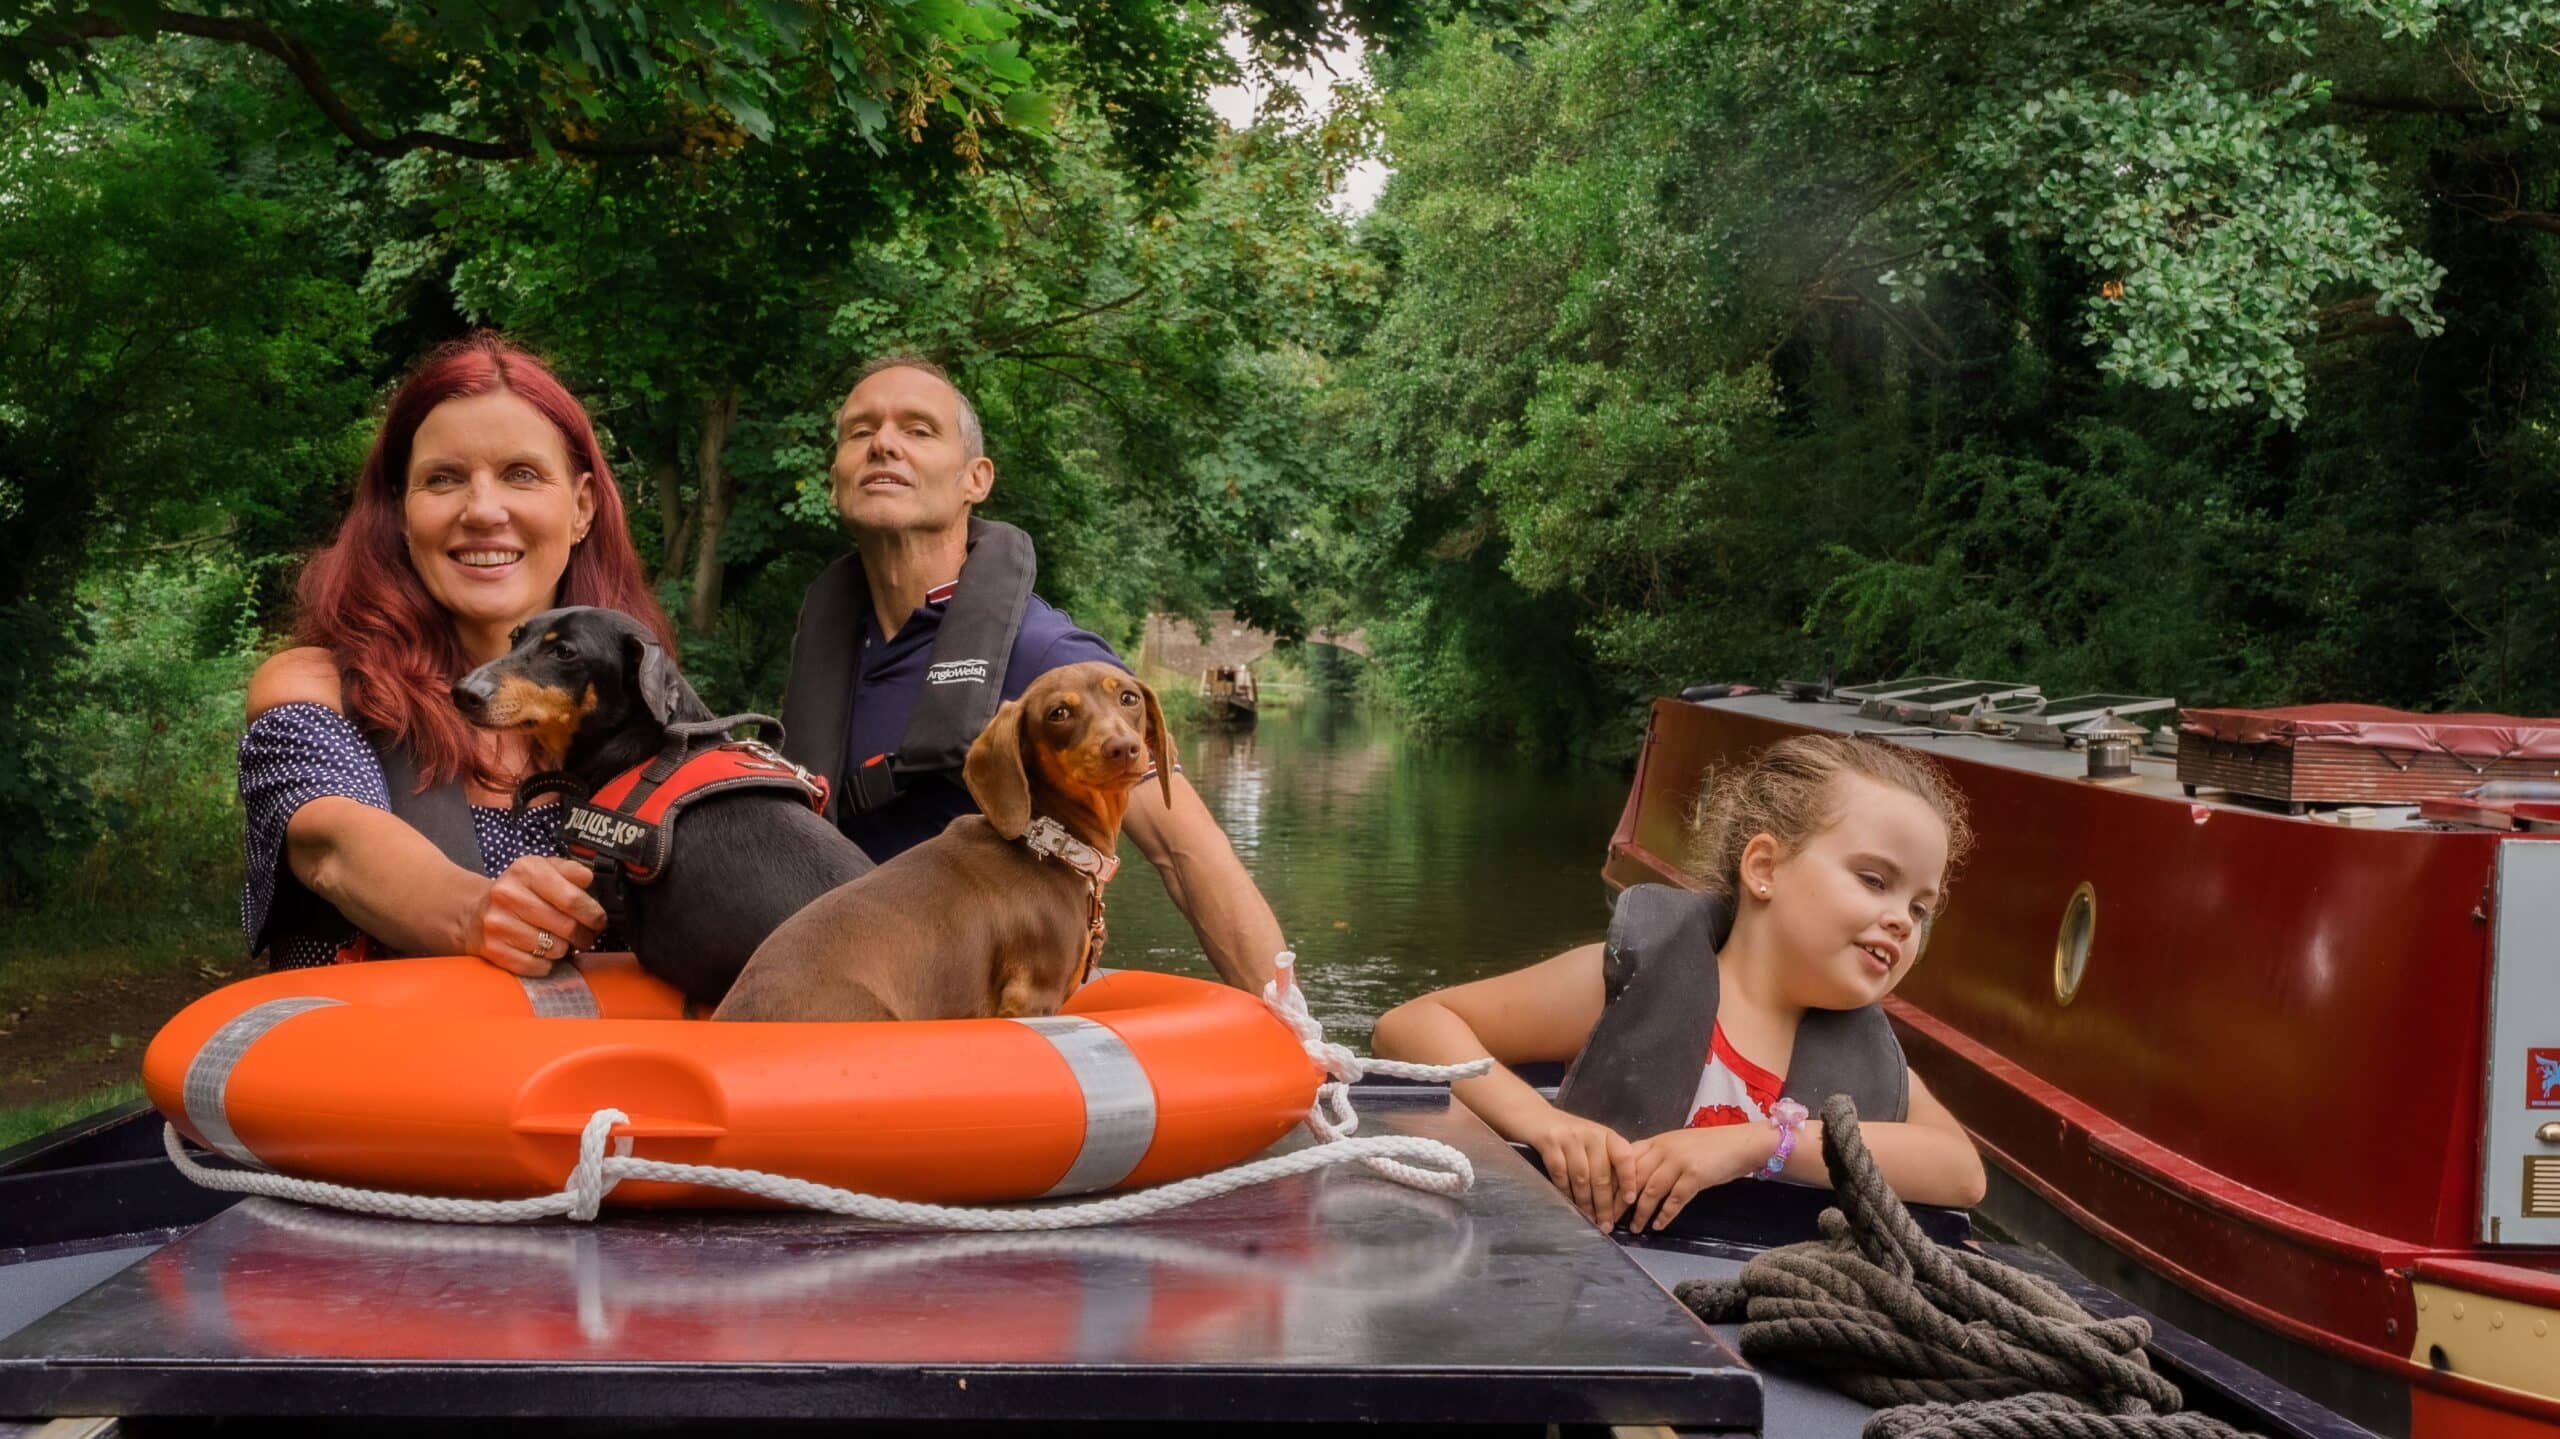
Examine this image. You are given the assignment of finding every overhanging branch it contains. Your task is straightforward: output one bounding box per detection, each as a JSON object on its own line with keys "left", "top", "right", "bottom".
{"left": 2330, "top": 90, "right": 2559, "bottom": 125}
{"left": 979, "top": 287, "right": 1153, "bottom": 352}
{"left": 29, "top": 7, "right": 684, "bottom": 160}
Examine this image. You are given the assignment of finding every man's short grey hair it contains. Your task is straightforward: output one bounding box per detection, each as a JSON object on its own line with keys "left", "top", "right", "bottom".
{"left": 851, "top": 354, "right": 984, "bottom": 460}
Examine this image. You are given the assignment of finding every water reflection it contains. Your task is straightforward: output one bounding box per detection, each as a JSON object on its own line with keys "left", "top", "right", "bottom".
{"left": 1115, "top": 699, "right": 1628, "bottom": 1046}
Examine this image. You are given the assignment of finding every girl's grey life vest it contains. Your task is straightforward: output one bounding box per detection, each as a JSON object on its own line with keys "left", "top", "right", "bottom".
{"left": 1553, "top": 884, "right": 1910, "bottom": 1137}
{"left": 777, "top": 517, "right": 1039, "bottom": 818}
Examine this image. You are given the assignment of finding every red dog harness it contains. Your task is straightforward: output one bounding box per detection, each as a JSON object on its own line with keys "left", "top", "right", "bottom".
{"left": 556, "top": 731, "right": 830, "bottom": 884}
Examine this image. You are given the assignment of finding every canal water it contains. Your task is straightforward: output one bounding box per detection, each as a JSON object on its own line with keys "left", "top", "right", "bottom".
{"left": 1106, "top": 694, "right": 1634, "bottom": 1048}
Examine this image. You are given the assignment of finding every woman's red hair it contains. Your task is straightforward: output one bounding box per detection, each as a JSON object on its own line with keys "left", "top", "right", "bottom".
{"left": 295, "top": 333, "right": 672, "bottom": 790}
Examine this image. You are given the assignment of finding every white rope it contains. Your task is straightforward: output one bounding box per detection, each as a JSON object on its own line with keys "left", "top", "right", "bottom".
{"left": 164, "top": 951, "right": 1497, "bottom": 1228}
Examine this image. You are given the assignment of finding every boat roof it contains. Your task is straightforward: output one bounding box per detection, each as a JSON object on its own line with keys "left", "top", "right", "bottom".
{"left": 1694, "top": 691, "right": 2445, "bottom": 831}
{"left": 0, "top": 1093, "right": 2373, "bottom": 1437}
{"left": 0, "top": 1091, "right": 1756, "bottom": 1429}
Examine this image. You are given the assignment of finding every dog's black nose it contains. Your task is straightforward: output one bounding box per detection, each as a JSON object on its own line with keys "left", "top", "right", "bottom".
{"left": 452, "top": 671, "right": 499, "bottom": 713}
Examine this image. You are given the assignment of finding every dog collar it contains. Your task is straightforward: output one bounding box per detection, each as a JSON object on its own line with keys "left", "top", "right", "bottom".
{"left": 1020, "top": 815, "right": 1120, "bottom": 885}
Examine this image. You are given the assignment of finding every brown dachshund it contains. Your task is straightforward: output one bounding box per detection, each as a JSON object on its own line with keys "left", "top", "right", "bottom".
{"left": 714, "top": 662, "right": 1175, "bottom": 1022}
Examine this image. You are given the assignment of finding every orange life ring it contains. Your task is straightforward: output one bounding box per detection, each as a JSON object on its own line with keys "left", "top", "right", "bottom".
{"left": 143, "top": 955, "right": 1325, "bottom": 1207}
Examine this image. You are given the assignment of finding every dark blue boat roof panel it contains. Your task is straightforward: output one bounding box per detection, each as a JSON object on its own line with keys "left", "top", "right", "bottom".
{"left": 0, "top": 1093, "right": 1759, "bottom": 1428}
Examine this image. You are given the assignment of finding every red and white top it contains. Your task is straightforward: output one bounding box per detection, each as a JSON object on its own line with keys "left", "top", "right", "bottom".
{"left": 1689, "top": 1024, "right": 1784, "bottom": 1129}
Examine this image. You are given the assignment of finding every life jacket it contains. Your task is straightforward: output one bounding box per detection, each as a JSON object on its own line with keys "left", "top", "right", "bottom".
{"left": 548, "top": 720, "right": 831, "bottom": 885}
{"left": 303, "top": 737, "right": 483, "bottom": 965}
{"left": 374, "top": 737, "right": 481, "bottom": 871}
{"left": 1553, "top": 884, "right": 1910, "bottom": 1137}
{"left": 778, "top": 517, "right": 1039, "bottom": 818}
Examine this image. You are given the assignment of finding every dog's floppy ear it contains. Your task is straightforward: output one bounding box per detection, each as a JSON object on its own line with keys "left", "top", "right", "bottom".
{"left": 964, "top": 698, "right": 1032, "bottom": 839}
{"left": 1139, "top": 678, "right": 1176, "bottom": 809}
{"left": 626, "top": 629, "right": 709, "bottom": 725}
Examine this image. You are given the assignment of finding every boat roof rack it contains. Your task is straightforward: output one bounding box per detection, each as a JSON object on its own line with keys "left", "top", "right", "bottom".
{"left": 1859, "top": 680, "right": 2041, "bottom": 723}
{"left": 1817, "top": 678, "right": 2182, "bottom": 744}
{"left": 1831, "top": 675, "right": 1969, "bottom": 704}
{"left": 2003, "top": 694, "right": 2180, "bottom": 746}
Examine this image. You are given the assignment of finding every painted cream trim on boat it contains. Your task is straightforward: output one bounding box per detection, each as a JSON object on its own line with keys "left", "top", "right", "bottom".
{"left": 2410, "top": 1280, "right": 2560, "bottom": 1404}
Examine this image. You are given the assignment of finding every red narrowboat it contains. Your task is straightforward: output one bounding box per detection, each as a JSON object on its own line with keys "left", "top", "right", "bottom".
{"left": 1609, "top": 684, "right": 2560, "bottom": 1439}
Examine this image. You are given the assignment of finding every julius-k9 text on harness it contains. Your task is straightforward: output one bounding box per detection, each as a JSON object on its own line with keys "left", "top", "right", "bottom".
{"left": 546, "top": 716, "right": 831, "bottom": 884}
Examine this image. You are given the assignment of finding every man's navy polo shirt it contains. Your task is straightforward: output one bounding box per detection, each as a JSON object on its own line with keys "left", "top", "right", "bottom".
{"left": 838, "top": 579, "right": 1126, "bottom": 861}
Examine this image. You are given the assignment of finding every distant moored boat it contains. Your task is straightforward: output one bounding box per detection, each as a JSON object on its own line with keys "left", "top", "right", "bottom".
{"left": 1201, "top": 664, "right": 1258, "bottom": 725}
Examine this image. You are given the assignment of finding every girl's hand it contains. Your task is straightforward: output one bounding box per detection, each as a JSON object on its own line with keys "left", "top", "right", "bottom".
{"left": 467, "top": 856, "right": 604, "bottom": 976}
{"left": 1618, "top": 1124, "right": 1782, "bottom": 1232}
{"left": 1520, "top": 1108, "right": 1635, "bottom": 1226}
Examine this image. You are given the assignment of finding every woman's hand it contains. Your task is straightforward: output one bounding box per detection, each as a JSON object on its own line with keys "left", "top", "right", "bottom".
{"left": 467, "top": 856, "right": 605, "bottom": 975}
{"left": 1617, "top": 1123, "right": 1783, "bottom": 1232}
{"left": 1520, "top": 1107, "right": 1635, "bottom": 1226}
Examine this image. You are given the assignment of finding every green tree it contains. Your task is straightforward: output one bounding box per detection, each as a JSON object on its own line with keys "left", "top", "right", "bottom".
{"left": 0, "top": 81, "right": 372, "bottom": 897}
{"left": 1336, "top": 0, "right": 2560, "bottom": 749}
{"left": 5, "top": 0, "right": 1067, "bottom": 161}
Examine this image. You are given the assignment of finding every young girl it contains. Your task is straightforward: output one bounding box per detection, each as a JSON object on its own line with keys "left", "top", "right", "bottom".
{"left": 1371, "top": 734, "right": 1987, "bottom": 1230}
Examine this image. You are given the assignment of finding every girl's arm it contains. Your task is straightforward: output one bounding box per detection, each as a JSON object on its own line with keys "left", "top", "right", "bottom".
{"left": 1775, "top": 1068, "right": 1987, "bottom": 1208}
{"left": 1372, "top": 945, "right": 1632, "bottom": 1224}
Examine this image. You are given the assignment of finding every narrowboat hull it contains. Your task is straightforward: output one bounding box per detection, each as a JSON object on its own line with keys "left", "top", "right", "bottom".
{"left": 1608, "top": 693, "right": 2560, "bottom": 1438}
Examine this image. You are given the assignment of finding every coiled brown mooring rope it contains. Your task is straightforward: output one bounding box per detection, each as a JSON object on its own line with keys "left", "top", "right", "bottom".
{"left": 1674, "top": 1096, "right": 2259, "bottom": 1439}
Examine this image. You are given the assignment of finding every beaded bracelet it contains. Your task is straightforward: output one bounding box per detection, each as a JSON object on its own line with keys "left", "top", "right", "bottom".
{"left": 1760, "top": 1098, "right": 1811, "bottom": 1178}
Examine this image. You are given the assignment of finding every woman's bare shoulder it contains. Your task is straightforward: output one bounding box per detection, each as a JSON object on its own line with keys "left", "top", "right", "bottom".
{"left": 247, "top": 647, "right": 345, "bottom": 718}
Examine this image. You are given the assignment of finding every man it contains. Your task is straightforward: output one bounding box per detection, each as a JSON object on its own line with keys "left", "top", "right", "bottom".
{"left": 778, "top": 356, "right": 1287, "bottom": 992}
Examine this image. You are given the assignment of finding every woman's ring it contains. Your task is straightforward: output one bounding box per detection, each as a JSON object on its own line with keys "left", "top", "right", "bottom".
{"left": 534, "top": 930, "right": 556, "bottom": 959}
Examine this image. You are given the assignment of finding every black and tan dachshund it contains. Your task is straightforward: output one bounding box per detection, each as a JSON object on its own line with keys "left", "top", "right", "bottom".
{"left": 452, "top": 606, "right": 871, "bottom": 1007}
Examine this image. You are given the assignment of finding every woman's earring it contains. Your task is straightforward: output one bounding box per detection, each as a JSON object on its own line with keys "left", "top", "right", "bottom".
{"left": 1757, "top": 885, "right": 1771, "bottom": 898}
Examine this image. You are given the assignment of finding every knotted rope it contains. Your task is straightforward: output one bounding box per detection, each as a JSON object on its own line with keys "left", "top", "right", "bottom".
{"left": 1676, "top": 1096, "right": 2258, "bottom": 1439}
{"left": 165, "top": 952, "right": 1493, "bottom": 1228}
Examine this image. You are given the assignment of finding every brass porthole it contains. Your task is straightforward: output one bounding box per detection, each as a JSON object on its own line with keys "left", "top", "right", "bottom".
{"left": 2053, "top": 883, "right": 2096, "bottom": 1004}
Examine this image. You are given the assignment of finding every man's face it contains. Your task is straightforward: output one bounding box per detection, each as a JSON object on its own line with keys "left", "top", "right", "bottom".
{"left": 829, "top": 366, "right": 993, "bottom": 536}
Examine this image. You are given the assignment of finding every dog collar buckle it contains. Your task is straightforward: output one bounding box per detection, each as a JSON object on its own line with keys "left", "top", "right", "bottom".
{"left": 1021, "top": 816, "right": 1120, "bottom": 884}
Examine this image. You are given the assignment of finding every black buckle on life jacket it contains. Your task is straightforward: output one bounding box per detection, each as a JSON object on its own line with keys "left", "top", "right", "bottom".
{"left": 845, "top": 752, "right": 903, "bottom": 814}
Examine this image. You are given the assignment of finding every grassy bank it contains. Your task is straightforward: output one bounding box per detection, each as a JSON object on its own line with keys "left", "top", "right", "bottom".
{"left": 0, "top": 1082, "right": 146, "bottom": 1151}
{"left": 0, "top": 911, "right": 254, "bottom": 1141}
{"left": 0, "top": 555, "right": 261, "bottom": 1142}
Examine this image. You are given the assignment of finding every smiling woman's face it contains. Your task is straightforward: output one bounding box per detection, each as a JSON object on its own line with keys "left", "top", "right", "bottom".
{"left": 403, "top": 389, "right": 595, "bottom": 657}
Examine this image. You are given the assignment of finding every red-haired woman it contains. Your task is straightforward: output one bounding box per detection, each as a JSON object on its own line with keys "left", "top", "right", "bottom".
{"left": 238, "top": 334, "right": 671, "bottom": 976}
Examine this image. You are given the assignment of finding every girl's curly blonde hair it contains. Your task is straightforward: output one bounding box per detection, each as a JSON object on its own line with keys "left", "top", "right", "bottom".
{"left": 1679, "top": 734, "right": 1975, "bottom": 904}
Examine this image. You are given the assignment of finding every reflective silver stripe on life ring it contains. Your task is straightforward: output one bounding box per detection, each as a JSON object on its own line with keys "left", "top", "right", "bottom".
{"left": 519, "top": 965, "right": 599, "bottom": 1019}
{"left": 181, "top": 995, "right": 345, "bottom": 1168}
{"left": 1010, "top": 1014, "right": 1158, "bottom": 1197}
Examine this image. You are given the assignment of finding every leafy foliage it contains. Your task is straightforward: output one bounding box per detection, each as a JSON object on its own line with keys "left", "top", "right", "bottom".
{"left": 4, "top": 0, "right": 1070, "bottom": 160}
{"left": 1332, "top": 0, "right": 2560, "bottom": 749}
{"left": 0, "top": 82, "right": 372, "bottom": 898}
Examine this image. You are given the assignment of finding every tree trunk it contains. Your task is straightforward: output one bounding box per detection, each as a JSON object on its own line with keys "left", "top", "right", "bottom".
{"left": 685, "top": 385, "right": 738, "bottom": 634}
{"left": 652, "top": 423, "right": 686, "bottom": 584}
